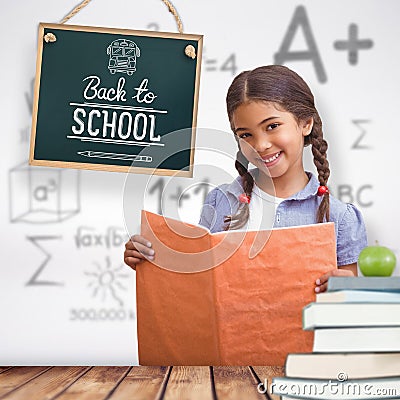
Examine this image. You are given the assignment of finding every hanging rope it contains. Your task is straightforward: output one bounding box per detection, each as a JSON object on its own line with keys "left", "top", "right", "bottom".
{"left": 59, "top": 0, "right": 184, "bottom": 33}
{"left": 60, "top": 0, "right": 92, "bottom": 24}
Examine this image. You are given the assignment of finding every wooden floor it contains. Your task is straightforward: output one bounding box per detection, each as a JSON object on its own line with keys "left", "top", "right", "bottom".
{"left": 0, "top": 366, "right": 284, "bottom": 400}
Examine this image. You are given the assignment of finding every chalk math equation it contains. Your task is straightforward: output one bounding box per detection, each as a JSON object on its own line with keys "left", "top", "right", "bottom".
{"left": 149, "top": 5, "right": 374, "bottom": 83}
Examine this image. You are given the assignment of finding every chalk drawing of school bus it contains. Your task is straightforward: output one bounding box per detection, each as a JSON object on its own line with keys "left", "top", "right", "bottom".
{"left": 107, "top": 39, "right": 141, "bottom": 75}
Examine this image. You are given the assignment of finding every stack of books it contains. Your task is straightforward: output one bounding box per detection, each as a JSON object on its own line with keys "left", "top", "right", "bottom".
{"left": 271, "top": 277, "right": 400, "bottom": 400}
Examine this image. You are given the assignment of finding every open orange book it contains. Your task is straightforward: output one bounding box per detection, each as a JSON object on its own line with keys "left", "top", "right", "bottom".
{"left": 137, "top": 210, "right": 337, "bottom": 366}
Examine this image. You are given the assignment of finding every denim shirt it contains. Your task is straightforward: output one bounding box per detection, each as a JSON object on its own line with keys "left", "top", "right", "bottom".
{"left": 198, "top": 171, "right": 368, "bottom": 266}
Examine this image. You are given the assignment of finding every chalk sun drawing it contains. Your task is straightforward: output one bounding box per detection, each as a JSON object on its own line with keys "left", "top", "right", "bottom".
{"left": 85, "top": 256, "right": 129, "bottom": 306}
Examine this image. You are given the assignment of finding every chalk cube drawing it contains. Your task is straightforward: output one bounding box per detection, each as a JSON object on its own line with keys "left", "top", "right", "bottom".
{"left": 9, "top": 162, "right": 80, "bottom": 223}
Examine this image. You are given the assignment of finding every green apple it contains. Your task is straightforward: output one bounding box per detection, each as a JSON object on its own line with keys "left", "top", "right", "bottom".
{"left": 358, "top": 242, "right": 397, "bottom": 276}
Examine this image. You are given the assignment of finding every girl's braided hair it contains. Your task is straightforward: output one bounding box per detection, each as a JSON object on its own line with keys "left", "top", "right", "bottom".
{"left": 224, "top": 65, "right": 330, "bottom": 230}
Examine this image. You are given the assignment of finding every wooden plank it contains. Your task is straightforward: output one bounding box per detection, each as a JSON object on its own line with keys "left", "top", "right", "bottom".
{"left": 163, "top": 366, "right": 213, "bottom": 400}
{"left": 252, "top": 366, "right": 285, "bottom": 400}
{"left": 54, "top": 367, "right": 130, "bottom": 400}
{"left": 0, "top": 368, "right": 13, "bottom": 375}
{"left": 213, "top": 366, "right": 265, "bottom": 400}
{"left": 0, "top": 367, "right": 51, "bottom": 397}
{"left": 109, "top": 366, "right": 168, "bottom": 400}
{"left": 0, "top": 366, "right": 91, "bottom": 400}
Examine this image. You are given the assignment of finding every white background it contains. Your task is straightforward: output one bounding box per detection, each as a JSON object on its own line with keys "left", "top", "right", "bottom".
{"left": 1, "top": 0, "right": 399, "bottom": 365}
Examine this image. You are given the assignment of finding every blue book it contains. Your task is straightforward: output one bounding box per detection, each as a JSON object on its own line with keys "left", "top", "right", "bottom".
{"left": 313, "top": 326, "right": 400, "bottom": 352}
{"left": 285, "top": 352, "right": 400, "bottom": 380}
{"left": 303, "top": 303, "right": 400, "bottom": 330}
{"left": 316, "top": 290, "right": 400, "bottom": 303}
{"left": 327, "top": 277, "right": 400, "bottom": 292}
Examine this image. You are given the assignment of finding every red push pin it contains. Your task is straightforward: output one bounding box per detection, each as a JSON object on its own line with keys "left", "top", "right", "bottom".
{"left": 239, "top": 193, "right": 251, "bottom": 204}
{"left": 317, "top": 186, "right": 329, "bottom": 196}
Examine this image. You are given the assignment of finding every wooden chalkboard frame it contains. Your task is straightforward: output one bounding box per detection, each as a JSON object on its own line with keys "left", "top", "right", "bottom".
{"left": 29, "top": 23, "right": 203, "bottom": 176}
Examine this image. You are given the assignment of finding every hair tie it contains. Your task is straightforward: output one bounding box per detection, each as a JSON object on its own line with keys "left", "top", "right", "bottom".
{"left": 317, "top": 186, "right": 329, "bottom": 196}
{"left": 239, "top": 193, "right": 251, "bottom": 204}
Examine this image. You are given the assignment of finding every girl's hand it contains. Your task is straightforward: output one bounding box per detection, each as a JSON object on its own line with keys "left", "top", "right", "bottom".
{"left": 124, "top": 235, "right": 154, "bottom": 271}
{"left": 315, "top": 268, "right": 355, "bottom": 293}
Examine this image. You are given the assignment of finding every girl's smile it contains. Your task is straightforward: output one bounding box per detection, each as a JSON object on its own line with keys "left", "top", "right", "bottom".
{"left": 258, "top": 150, "right": 282, "bottom": 167}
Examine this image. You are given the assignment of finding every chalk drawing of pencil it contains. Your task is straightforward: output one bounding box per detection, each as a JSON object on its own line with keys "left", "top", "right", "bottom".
{"left": 77, "top": 151, "right": 152, "bottom": 162}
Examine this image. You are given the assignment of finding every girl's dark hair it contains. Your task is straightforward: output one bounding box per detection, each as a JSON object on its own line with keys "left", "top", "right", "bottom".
{"left": 224, "top": 65, "right": 330, "bottom": 230}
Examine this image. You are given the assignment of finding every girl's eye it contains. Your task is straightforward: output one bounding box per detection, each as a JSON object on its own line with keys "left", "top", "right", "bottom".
{"left": 267, "top": 123, "right": 280, "bottom": 130}
{"left": 239, "top": 132, "right": 251, "bottom": 139}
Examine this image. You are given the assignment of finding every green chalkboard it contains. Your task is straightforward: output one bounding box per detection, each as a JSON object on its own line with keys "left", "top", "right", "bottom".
{"left": 29, "top": 23, "right": 203, "bottom": 176}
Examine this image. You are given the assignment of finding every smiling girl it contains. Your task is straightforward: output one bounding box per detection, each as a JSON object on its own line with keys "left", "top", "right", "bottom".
{"left": 125, "top": 65, "right": 367, "bottom": 292}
